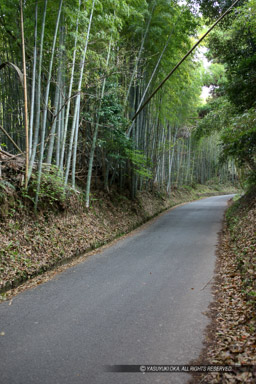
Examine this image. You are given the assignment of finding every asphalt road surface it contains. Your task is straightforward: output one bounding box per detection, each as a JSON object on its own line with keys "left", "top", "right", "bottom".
{"left": 0, "top": 195, "right": 233, "bottom": 384}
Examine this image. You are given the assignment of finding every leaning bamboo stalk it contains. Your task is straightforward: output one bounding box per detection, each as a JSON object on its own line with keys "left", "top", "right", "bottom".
{"left": 125, "top": 3, "right": 155, "bottom": 106}
{"left": 0, "top": 124, "right": 23, "bottom": 154}
{"left": 126, "top": 13, "right": 181, "bottom": 137}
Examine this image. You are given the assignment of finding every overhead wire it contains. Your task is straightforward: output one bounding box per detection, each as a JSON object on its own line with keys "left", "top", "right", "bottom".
{"left": 131, "top": 0, "right": 241, "bottom": 122}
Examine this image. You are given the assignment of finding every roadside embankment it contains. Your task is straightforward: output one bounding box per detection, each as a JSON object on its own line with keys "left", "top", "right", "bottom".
{"left": 0, "top": 183, "right": 237, "bottom": 300}
{"left": 190, "top": 187, "right": 256, "bottom": 383}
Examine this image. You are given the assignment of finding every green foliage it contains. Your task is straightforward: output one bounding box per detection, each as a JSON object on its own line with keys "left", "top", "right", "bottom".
{"left": 25, "top": 169, "right": 68, "bottom": 207}
{"left": 220, "top": 108, "right": 256, "bottom": 182}
{"left": 196, "top": 96, "right": 234, "bottom": 138}
{"left": 202, "top": 62, "right": 227, "bottom": 90}
{"left": 204, "top": 1, "right": 256, "bottom": 112}
{"left": 189, "top": 0, "right": 245, "bottom": 20}
{"left": 96, "top": 83, "right": 132, "bottom": 163}
{"left": 193, "top": 0, "right": 256, "bottom": 189}
{"left": 99, "top": 84, "right": 127, "bottom": 128}
{"left": 37, "top": 172, "right": 66, "bottom": 204}
{"left": 125, "top": 148, "right": 152, "bottom": 178}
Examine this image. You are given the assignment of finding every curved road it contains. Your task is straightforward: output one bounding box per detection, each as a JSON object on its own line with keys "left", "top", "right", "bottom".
{"left": 0, "top": 195, "right": 233, "bottom": 384}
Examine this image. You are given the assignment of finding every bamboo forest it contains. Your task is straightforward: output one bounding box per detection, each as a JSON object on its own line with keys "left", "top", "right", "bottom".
{"left": 1, "top": 0, "right": 254, "bottom": 209}
{"left": 1, "top": 1, "right": 256, "bottom": 382}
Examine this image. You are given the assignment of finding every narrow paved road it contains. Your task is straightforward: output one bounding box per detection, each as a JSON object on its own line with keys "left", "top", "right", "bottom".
{"left": 0, "top": 195, "right": 233, "bottom": 384}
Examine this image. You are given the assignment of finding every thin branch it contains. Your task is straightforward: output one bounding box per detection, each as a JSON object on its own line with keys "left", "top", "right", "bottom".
{"left": 0, "top": 125, "right": 24, "bottom": 154}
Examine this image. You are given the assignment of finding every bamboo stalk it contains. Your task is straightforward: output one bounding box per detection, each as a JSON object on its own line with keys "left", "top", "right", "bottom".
{"left": 35, "top": 0, "right": 63, "bottom": 209}
{"left": 20, "top": 0, "right": 29, "bottom": 188}
{"left": 29, "top": 0, "right": 38, "bottom": 160}
{"left": 64, "top": 0, "right": 95, "bottom": 186}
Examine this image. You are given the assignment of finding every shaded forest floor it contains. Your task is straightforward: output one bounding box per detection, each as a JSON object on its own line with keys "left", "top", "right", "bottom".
{"left": 190, "top": 187, "right": 256, "bottom": 383}
{"left": 0, "top": 181, "right": 237, "bottom": 301}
